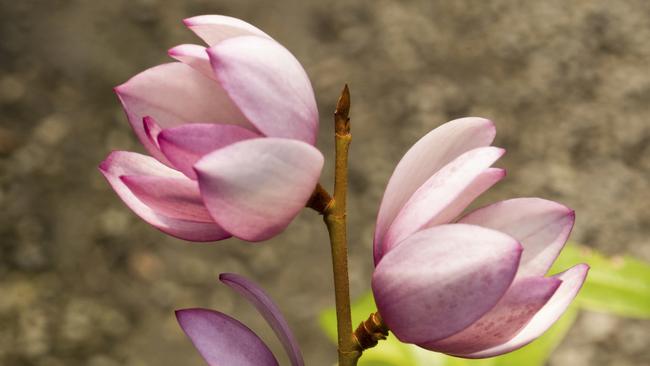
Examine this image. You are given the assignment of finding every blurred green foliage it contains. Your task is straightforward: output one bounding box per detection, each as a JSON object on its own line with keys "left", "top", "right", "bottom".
{"left": 319, "top": 243, "right": 650, "bottom": 366}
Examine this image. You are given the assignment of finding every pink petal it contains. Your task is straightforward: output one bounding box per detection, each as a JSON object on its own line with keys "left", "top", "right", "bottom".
{"left": 168, "top": 44, "right": 215, "bottom": 79}
{"left": 183, "top": 15, "right": 271, "bottom": 46}
{"left": 460, "top": 198, "right": 575, "bottom": 278}
{"left": 220, "top": 273, "right": 304, "bottom": 366}
{"left": 462, "top": 264, "right": 589, "bottom": 358}
{"left": 195, "top": 138, "right": 323, "bottom": 241}
{"left": 374, "top": 118, "right": 496, "bottom": 261}
{"left": 380, "top": 147, "right": 505, "bottom": 259}
{"left": 176, "top": 308, "right": 278, "bottom": 366}
{"left": 208, "top": 36, "right": 318, "bottom": 144}
{"left": 158, "top": 123, "right": 260, "bottom": 180}
{"left": 423, "top": 276, "right": 561, "bottom": 355}
{"left": 372, "top": 224, "right": 522, "bottom": 345}
{"left": 114, "top": 62, "right": 252, "bottom": 162}
{"left": 99, "top": 151, "right": 229, "bottom": 241}
{"left": 143, "top": 116, "right": 163, "bottom": 151}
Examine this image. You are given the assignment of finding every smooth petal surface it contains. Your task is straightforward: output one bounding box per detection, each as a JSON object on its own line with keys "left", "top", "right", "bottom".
{"left": 184, "top": 15, "right": 271, "bottom": 46}
{"left": 115, "top": 62, "right": 252, "bottom": 162}
{"left": 424, "top": 276, "right": 561, "bottom": 355}
{"left": 208, "top": 36, "right": 318, "bottom": 144}
{"left": 380, "top": 147, "right": 505, "bottom": 258}
{"left": 220, "top": 273, "right": 304, "bottom": 366}
{"left": 176, "top": 308, "right": 278, "bottom": 366}
{"left": 168, "top": 44, "right": 215, "bottom": 79}
{"left": 374, "top": 117, "right": 496, "bottom": 260}
{"left": 158, "top": 123, "right": 260, "bottom": 179}
{"left": 372, "top": 224, "right": 522, "bottom": 344}
{"left": 99, "top": 151, "right": 229, "bottom": 241}
{"left": 195, "top": 138, "right": 324, "bottom": 241}
{"left": 460, "top": 198, "right": 575, "bottom": 278}
{"left": 462, "top": 264, "right": 589, "bottom": 358}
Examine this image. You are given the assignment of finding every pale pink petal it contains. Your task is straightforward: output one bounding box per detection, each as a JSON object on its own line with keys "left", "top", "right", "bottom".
{"left": 143, "top": 116, "right": 162, "bottom": 151}
{"left": 183, "top": 15, "right": 271, "bottom": 46}
{"left": 195, "top": 138, "right": 324, "bottom": 241}
{"left": 424, "top": 276, "right": 561, "bottom": 355}
{"left": 372, "top": 224, "right": 522, "bottom": 344}
{"left": 208, "top": 36, "right": 318, "bottom": 144}
{"left": 168, "top": 44, "right": 214, "bottom": 79}
{"left": 380, "top": 147, "right": 505, "bottom": 259}
{"left": 176, "top": 308, "right": 278, "bottom": 366}
{"left": 158, "top": 123, "right": 260, "bottom": 180}
{"left": 114, "top": 62, "right": 252, "bottom": 162}
{"left": 460, "top": 198, "right": 575, "bottom": 278}
{"left": 220, "top": 273, "right": 304, "bottom": 366}
{"left": 99, "top": 151, "right": 229, "bottom": 241}
{"left": 374, "top": 118, "right": 496, "bottom": 260}
{"left": 461, "top": 264, "right": 589, "bottom": 358}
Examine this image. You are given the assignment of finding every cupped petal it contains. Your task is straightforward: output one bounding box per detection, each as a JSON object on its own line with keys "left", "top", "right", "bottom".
{"left": 158, "top": 123, "right": 260, "bottom": 180}
{"left": 168, "top": 44, "right": 214, "bottom": 79}
{"left": 461, "top": 264, "right": 589, "bottom": 358}
{"left": 208, "top": 36, "right": 318, "bottom": 144}
{"left": 114, "top": 62, "right": 252, "bottom": 162}
{"left": 176, "top": 308, "right": 278, "bottom": 366}
{"left": 220, "top": 273, "right": 304, "bottom": 366}
{"left": 99, "top": 151, "right": 229, "bottom": 241}
{"left": 374, "top": 117, "right": 496, "bottom": 259}
{"left": 372, "top": 224, "right": 523, "bottom": 344}
{"left": 379, "top": 147, "right": 505, "bottom": 259}
{"left": 183, "top": 15, "right": 271, "bottom": 46}
{"left": 195, "top": 138, "right": 324, "bottom": 241}
{"left": 460, "top": 198, "right": 575, "bottom": 278}
{"left": 423, "top": 276, "right": 561, "bottom": 355}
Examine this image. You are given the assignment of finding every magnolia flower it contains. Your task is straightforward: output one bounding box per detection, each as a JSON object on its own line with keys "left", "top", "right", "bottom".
{"left": 176, "top": 273, "right": 303, "bottom": 366}
{"left": 100, "top": 15, "right": 322, "bottom": 242}
{"left": 371, "top": 117, "right": 588, "bottom": 358}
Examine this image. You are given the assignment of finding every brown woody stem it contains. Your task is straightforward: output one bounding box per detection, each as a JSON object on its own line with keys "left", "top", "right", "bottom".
{"left": 353, "top": 312, "right": 390, "bottom": 352}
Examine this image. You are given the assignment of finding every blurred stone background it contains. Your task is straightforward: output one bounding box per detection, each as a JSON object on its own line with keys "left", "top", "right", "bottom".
{"left": 0, "top": 0, "right": 649, "bottom": 365}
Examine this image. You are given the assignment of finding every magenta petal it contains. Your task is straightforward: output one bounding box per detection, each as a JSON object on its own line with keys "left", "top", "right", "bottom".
{"left": 158, "top": 123, "right": 260, "bottom": 180}
{"left": 195, "top": 138, "right": 324, "bottom": 241}
{"left": 208, "top": 36, "right": 318, "bottom": 144}
{"left": 99, "top": 151, "right": 229, "bottom": 241}
{"left": 220, "top": 273, "right": 304, "bottom": 366}
{"left": 374, "top": 117, "right": 496, "bottom": 260}
{"left": 380, "top": 147, "right": 505, "bottom": 259}
{"left": 462, "top": 264, "right": 589, "bottom": 358}
{"left": 423, "top": 276, "right": 561, "bottom": 355}
{"left": 176, "top": 308, "right": 278, "bottom": 366}
{"left": 183, "top": 15, "right": 271, "bottom": 46}
{"left": 114, "top": 62, "right": 251, "bottom": 162}
{"left": 372, "top": 224, "right": 522, "bottom": 344}
{"left": 168, "top": 44, "right": 215, "bottom": 79}
{"left": 460, "top": 198, "right": 575, "bottom": 278}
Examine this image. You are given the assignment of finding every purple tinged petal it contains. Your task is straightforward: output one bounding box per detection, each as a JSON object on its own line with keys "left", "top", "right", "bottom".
{"left": 176, "top": 308, "right": 278, "bottom": 366}
{"left": 207, "top": 36, "right": 318, "bottom": 144}
{"left": 374, "top": 117, "right": 496, "bottom": 261}
{"left": 460, "top": 198, "right": 575, "bottom": 278}
{"left": 114, "top": 62, "right": 252, "bottom": 162}
{"left": 99, "top": 151, "right": 229, "bottom": 242}
{"left": 168, "top": 44, "right": 215, "bottom": 79}
{"left": 372, "top": 224, "right": 522, "bottom": 344}
{"left": 461, "top": 264, "right": 589, "bottom": 358}
{"left": 183, "top": 15, "right": 271, "bottom": 46}
{"left": 379, "top": 147, "right": 505, "bottom": 260}
{"left": 195, "top": 138, "right": 324, "bottom": 241}
{"left": 423, "top": 276, "right": 561, "bottom": 355}
{"left": 158, "top": 123, "right": 260, "bottom": 180}
{"left": 220, "top": 273, "right": 304, "bottom": 366}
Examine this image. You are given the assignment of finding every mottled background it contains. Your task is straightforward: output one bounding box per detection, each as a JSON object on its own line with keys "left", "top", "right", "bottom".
{"left": 0, "top": 1, "right": 649, "bottom": 365}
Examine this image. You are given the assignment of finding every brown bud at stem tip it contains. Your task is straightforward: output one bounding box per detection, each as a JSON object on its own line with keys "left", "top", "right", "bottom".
{"left": 353, "top": 312, "right": 390, "bottom": 352}
{"left": 334, "top": 84, "right": 350, "bottom": 135}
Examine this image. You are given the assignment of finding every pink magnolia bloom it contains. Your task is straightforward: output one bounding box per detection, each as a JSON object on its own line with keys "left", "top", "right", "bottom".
{"left": 100, "top": 15, "right": 323, "bottom": 242}
{"left": 176, "top": 273, "right": 303, "bottom": 366}
{"left": 371, "top": 117, "right": 588, "bottom": 358}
